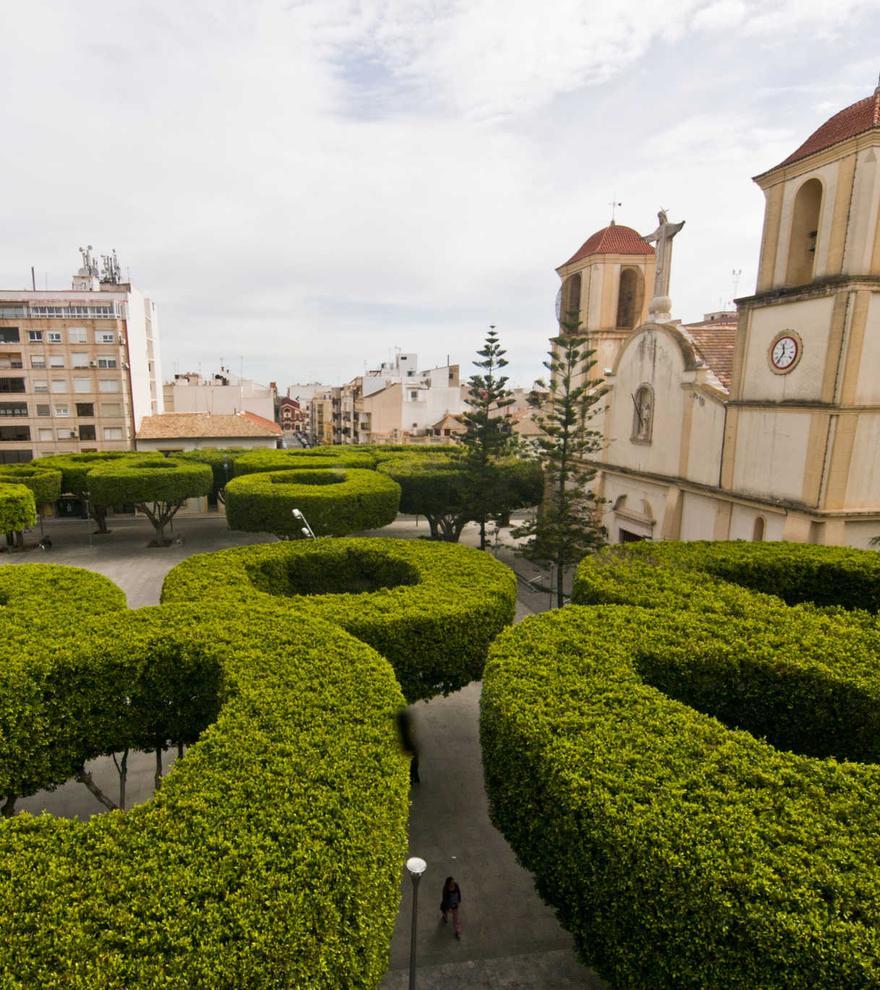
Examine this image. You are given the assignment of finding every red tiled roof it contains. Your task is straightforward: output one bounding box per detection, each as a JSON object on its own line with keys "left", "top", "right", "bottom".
{"left": 767, "top": 91, "right": 880, "bottom": 173}
{"left": 560, "top": 223, "right": 655, "bottom": 268}
{"left": 680, "top": 315, "right": 738, "bottom": 390}
{"left": 137, "top": 412, "right": 282, "bottom": 439}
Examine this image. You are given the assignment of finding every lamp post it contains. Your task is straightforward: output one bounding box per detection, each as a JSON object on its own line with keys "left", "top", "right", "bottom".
{"left": 291, "top": 508, "right": 316, "bottom": 539}
{"left": 406, "top": 856, "right": 427, "bottom": 990}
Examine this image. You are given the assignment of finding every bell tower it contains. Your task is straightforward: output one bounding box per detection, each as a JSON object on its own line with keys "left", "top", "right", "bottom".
{"left": 555, "top": 222, "right": 656, "bottom": 378}
{"left": 722, "top": 81, "right": 880, "bottom": 541}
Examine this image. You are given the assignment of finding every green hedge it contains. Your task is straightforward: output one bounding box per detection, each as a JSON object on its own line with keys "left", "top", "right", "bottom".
{"left": 162, "top": 537, "right": 517, "bottom": 701}
{"left": 36, "top": 452, "right": 155, "bottom": 496}
{"left": 86, "top": 457, "right": 212, "bottom": 507}
{"left": 573, "top": 540, "right": 880, "bottom": 612}
{"left": 0, "top": 483, "right": 36, "bottom": 535}
{"left": 233, "top": 448, "right": 377, "bottom": 475}
{"left": 225, "top": 468, "right": 401, "bottom": 537}
{"left": 0, "top": 465, "right": 62, "bottom": 509}
{"left": 0, "top": 564, "right": 126, "bottom": 633}
{"left": 483, "top": 542, "right": 880, "bottom": 989}
{"left": 0, "top": 598, "right": 409, "bottom": 988}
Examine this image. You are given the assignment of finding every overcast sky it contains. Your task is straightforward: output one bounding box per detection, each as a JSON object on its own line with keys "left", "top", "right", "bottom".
{"left": 2, "top": 1, "right": 879, "bottom": 389}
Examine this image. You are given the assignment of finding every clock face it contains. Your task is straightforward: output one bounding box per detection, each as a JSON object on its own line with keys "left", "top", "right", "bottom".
{"left": 770, "top": 334, "right": 799, "bottom": 372}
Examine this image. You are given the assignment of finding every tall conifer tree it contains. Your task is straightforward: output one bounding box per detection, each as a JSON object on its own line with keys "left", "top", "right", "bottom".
{"left": 513, "top": 325, "right": 606, "bottom": 605}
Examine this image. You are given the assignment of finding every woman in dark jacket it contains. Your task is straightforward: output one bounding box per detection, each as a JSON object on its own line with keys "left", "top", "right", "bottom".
{"left": 440, "top": 876, "right": 462, "bottom": 938}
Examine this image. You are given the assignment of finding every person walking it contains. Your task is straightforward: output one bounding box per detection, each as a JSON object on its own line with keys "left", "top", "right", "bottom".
{"left": 440, "top": 876, "right": 462, "bottom": 939}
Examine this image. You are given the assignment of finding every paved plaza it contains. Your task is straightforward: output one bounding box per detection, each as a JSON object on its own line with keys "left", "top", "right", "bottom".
{"left": 1, "top": 511, "right": 603, "bottom": 989}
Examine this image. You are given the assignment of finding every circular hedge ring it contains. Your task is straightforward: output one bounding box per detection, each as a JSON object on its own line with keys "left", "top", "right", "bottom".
{"left": 0, "top": 600, "right": 409, "bottom": 988}
{"left": 0, "top": 465, "right": 62, "bottom": 511}
{"left": 483, "top": 542, "right": 880, "bottom": 989}
{"left": 233, "top": 448, "right": 377, "bottom": 475}
{"left": 224, "top": 468, "right": 401, "bottom": 537}
{"left": 0, "top": 564, "right": 126, "bottom": 632}
{"left": 162, "top": 537, "right": 517, "bottom": 701}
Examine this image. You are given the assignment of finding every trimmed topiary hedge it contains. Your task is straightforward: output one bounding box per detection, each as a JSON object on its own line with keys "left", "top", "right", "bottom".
{"left": 233, "top": 448, "right": 377, "bottom": 475}
{"left": 573, "top": 540, "right": 880, "bottom": 613}
{"left": 225, "top": 468, "right": 401, "bottom": 537}
{"left": 0, "top": 595, "right": 409, "bottom": 987}
{"left": 0, "top": 482, "right": 36, "bottom": 536}
{"left": 0, "top": 465, "right": 62, "bottom": 510}
{"left": 483, "top": 541, "right": 880, "bottom": 989}
{"left": 0, "top": 564, "right": 126, "bottom": 632}
{"left": 162, "top": 537, "right": 517, "bottom": 701}
{"left": 176, "top": 447, "right": 250, "bottom": 499}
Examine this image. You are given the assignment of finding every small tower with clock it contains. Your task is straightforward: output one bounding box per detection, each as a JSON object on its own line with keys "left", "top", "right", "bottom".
{"left": 555, "top": 221, "right": 656, "bottom": 380}
{"left": 721, "top": 80, "right": 880, "bottom": 541}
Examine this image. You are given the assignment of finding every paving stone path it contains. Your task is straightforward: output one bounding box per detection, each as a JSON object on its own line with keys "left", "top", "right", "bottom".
{"left": 1, "top": 511, "right": 604, "bottom": 989}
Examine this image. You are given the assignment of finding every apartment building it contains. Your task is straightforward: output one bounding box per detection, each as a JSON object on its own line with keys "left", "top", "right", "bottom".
{"left": 164, "top": 371, "right": 276, "bottom": 421}
{"left": 0, "top": 248, "right": 162, "bottom": 463}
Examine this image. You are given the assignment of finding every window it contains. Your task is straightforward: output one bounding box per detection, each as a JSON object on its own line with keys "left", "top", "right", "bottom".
{"left": 38, "top": 428, "right": 54, "bottom": 442}
{"left": 50, "top": 379, "right": 68, "bottom": 393}
{"left": 57, "top": 427, "right": 76, "bottom": 441}
{"left": 74, "top": 378, "right": 92, "bottom": 394}
{"left": 559, "top": 273, "right": 582, "bottom": 328}
{"left": 0, "top": 425, "right": 30, "bottom": 442}
{"left": 32, "top": 379, "right": 49, "bottom": 392}
{"left": 75, "top": 402, "right": 95, "bottom": 417}
{"left": 97, "top": 357, "right": 117, "bottom": 369}
{"left": 67, "top": 328, "right": 88, "bottom": 344}
{"left": 786, "top": 177, "right": 823, "bottom": 286}
{"left": 0, "top": 328, "right": 20, "bottom": 344}
{"left": 0, "top": 378, "right": 26, "bottom": 393}
{"left": 103, "top": 427, "right": 124, "bottom": 440}
{"left": 631, "top": 385, "right": 654, "bottom": 444}
{"left": 27, "top": 330, "right": 42, "bottom": 342}
{"left": 752, "top": 517, "right": 765, "bottom": 542}
{"left": 71, "top": 352, "right": 89, "bottom": 368}
{"left": 99, "top": 379, "right": 121, "bottom": 393}
{"left": 47, "top": 331, "right": 63, "bottom": 343}
{"left": 36, "top": 404, "right": 50, "bottom": 416}
{"left": 96, "top": 331, "right": 116, "bottom": 344}
{"left": 31, "top": 356, "right": 46, "bottom": 368}
{"left": 49, "top": 355, "right": 65, "bottom": 368}
{"left": 78, "top": 424, "right": 96, "bottom": 441}
{"left": 0, "top": 402, "right": 27, "bottom": 417}
{"left": 0, "top": 449, "right": 32, "bottom": 463}
{"left": 54, "top": 404, "right": 69, "bottom": 417}
{"left": 616, "top": 268, "right": 644, "bottom": 330}
{"left": 102, "top": 402, "right": 123, "bottom": 417}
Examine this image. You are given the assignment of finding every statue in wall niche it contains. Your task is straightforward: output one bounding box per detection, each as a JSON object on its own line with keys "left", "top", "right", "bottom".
{"left": 644, "top": 210, "right": 685, "bottom": 323}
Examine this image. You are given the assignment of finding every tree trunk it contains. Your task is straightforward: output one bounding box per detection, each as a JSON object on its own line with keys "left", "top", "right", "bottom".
{"left": 2, "top": 794, "right": 15, "bottom": 818}
{"left": 556, "top": 560, "right": 565, "bottom": 609}
{"left": 479, "top": 515, "right": 486, "bottom": 550}
{"left": 113, "top": 748, "right": 129, "bottom": 811}
{"left": 76, "top": 769, "right": 118, "bottom": 811}
{"left": 92, "top": 505, "right": 109, "bottom": 534}
{"left": 177, "top": 741, "right": 184, "bottom": 760}
{"left": 154, "top": 748, "right": 164, "bottom": 792}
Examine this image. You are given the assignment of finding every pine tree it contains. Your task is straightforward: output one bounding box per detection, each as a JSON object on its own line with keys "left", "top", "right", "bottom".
{"left": 460, "top": 326, "right": 516, "bottom": 549}
{"left": 513, "top": 325, "right": 606, "bottom": 606}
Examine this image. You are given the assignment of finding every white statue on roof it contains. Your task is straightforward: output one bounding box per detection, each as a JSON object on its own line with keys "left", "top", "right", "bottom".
{"left": 644, "top": 209, "right": 685, "bottom": 323}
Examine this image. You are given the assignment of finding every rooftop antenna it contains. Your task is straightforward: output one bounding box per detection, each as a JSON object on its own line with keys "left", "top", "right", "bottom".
{"left": 608, "top": 195, "right": 622, "bottom": 224}
{"left": 875, "top": 69, "right": 880, "bottom": 94}
{"left": 731, "top": 268, "right": 743, "bottom": 305}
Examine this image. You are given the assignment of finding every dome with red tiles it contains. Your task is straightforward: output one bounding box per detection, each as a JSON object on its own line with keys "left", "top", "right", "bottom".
{"left": 764, "top": 89, "right": 880, "bottom": 174}
{"left": 560, "top": 222, "right": 654, "bottom": 269}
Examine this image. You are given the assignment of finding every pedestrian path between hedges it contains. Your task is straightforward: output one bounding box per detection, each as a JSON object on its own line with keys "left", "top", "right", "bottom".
{"left": 1, "top": 512, "right": 603, "bottom": 989}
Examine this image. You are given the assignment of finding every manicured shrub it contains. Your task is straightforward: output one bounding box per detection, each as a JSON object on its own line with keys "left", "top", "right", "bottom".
{"left": 225, "top": 468, "right": 401, "bottom": 537}
{"left": 0, "top": 483, "right": 36, "bottom": 537}
{"left": 377, "top": 455, "right": 543, "bottom": 541}
{"left": 0, "top": 597, "right": 409, "bottom": 988}
{"left": 483, "top": 541, "right": 880, "bottom": 989}
{"left": 162, "top": 537, "right": 517, "bottom": 701}
{"left": 0, "top": 465, "right": 62, "bottom": 511}
{"left": 87, "top": 457, "right": 213, "bottom": 546}
{"left": 233, "top": 447, "right": 376, "bottom": 475}
{"left": 0, "top": 564, "right": 126, "bottom": 632}
{"left": 36, "top": 452, "right": 156, "bottom": 533}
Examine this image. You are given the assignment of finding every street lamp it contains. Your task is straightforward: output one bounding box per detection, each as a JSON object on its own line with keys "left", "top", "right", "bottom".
{"left": 291, "top": 508, "right": 316, "bottom": 539}
{"left": 405, "top": 856, "right": 427, "bottom": 990}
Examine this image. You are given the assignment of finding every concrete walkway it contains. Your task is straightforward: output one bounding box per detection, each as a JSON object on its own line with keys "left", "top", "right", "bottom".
{"left": 1, "top": 512, "right": 604, "bottom": 988}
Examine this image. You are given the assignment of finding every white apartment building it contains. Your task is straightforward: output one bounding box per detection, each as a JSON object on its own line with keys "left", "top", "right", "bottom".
{"left": 164, "top": 371, "right": 276, "bottom": 422}
{"left": 0, "top": 247, "right": 162, "bottom": 463}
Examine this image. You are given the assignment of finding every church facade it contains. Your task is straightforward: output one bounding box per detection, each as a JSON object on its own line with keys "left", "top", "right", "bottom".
{"left": 555, "top": 85, "right": 880, "bottom": 549}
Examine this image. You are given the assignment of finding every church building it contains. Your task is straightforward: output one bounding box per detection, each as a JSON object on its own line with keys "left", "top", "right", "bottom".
{"left": 555, "top": 83, "right": 880, "bottom": 549}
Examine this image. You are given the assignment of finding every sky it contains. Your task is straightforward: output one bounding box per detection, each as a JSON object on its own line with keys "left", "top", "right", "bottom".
{"left": 2, "top": 1, "right": 879, "bottom": 390}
